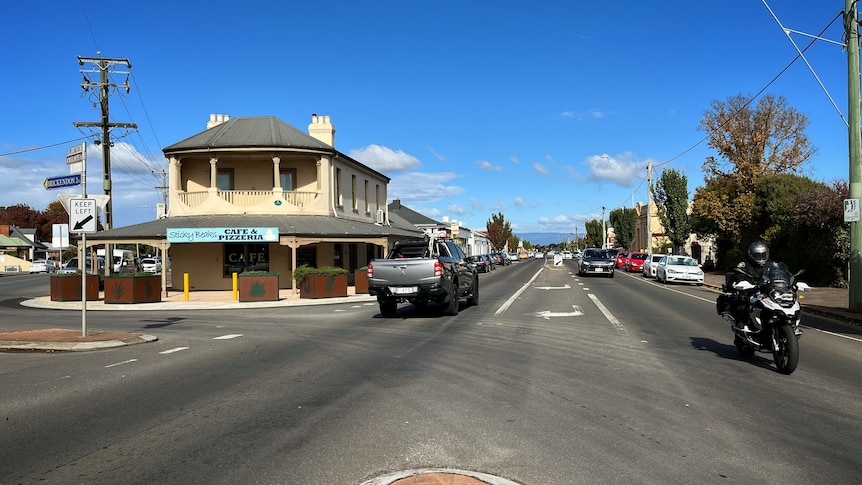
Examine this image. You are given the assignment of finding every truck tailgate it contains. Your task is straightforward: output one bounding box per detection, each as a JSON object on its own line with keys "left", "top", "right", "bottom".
{"left": 368, "top": 259, "right": 441, "bottom": 287}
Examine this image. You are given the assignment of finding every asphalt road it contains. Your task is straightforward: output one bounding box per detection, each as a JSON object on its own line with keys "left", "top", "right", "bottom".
{"left": 1, "top": 262, "right": 860, "bottom": 484}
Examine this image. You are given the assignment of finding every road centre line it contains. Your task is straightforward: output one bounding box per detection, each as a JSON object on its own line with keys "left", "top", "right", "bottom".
{"left": 105, "top": 359, "right": 138, "bottom": 368}
{"left": 587, "top": 294, "right": 625, "bottom": 331}
{"left": 160, "top": 347, "right": 189, "bottom": 354}
{"left": 495, "top": 267, "right": 544, "bottom": 316}
{"left": 213, "top": 334, "right": 243, "bottom": 340}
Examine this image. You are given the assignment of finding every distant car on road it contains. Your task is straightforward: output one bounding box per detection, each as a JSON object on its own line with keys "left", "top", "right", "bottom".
{"left": 578, "top": 248, "right": 615, "bottom": 277}
{"left": 656, "top": 255, "right": 704, "bottom": 285}
{"left": 29, "top": 260, "right": 55, "bottom": 273}
{"left": 642, "top": 254, "right": 664, "bottom": 278}
{"left": 625, "top": 252, "right": 648, "bottom": 273}
{"left": 141, "top": 257, "right": 162, "bottom": 273}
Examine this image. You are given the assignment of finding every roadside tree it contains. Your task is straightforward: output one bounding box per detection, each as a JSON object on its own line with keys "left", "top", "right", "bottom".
{"left": 653, "top": 169, "right": 690, "bottom": 254}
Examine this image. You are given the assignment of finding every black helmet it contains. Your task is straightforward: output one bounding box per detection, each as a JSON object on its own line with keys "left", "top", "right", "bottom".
{"left": 748, "top": 241, "right": 769, "bottom": 267}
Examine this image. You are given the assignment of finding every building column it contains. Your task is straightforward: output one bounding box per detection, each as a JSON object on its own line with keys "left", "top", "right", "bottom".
{"left": 169, "top": 156, "right": 182, "bottom": 191}
{"left": 273, "top": 156, "right": 281, "bottom": 190}
{"left": 209, "top": 157, "right": 218, "bottom": 192}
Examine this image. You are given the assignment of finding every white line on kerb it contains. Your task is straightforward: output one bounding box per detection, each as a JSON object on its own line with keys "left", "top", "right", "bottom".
{"left": 160, "top": 347, "right": 190, "bottom": 354}
{"left": 105, "top": 359, "right": 137, "bottom": 368}
{"left": 213, "top": 334, "right": 243, "bottom": 340}
{"left": 588, "top": 294, "right": 625, "bottom": 331}
{"left": 495, "top": 267, "right": 544, "bottom": 316}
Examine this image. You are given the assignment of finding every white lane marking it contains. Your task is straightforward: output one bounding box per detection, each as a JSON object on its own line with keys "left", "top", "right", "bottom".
{"left": 810, "top": 328, "right": 862, "bottom": 343}
{"left": 495, "top": 267, "right": 544, "bottom": 316}
{"left": 160, "top": 347, "right": 189, "bottom": 354}
{"left": 535, "top": 284, "right": 572, "bottom": 290}
{"left": 213, "top": 334, "right": 243, "bottom": 340}
{"left": 105, "top": 359, "right": 138, "bottom": 368}
{"left": 588, "top": 294, "right": 625, "bottom": 331}
{"left": 536, "top": 305, "right": 584, "bottom": 320}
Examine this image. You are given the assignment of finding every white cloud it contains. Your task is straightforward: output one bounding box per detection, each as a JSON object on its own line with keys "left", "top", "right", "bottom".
{"left": 583, "top": 153, "right": 649, "bottom": 187}
{"left": 387, "top": 172, "right": 464, "bottom": 204}
{"left": 348, "top": 144, "right": 422, "bottom": 173}
{"left": 447, "top": 204, "right": 466, "bottom": 215}
{"left": 533, "top": 162, "right": 549, "bottom": 174}
{"left": 514, "top": 197, "right": 525, "bottom": 207}
{"left": 477, "top": 160, "right": 503, "bottom": 172}
{"left": 428, "top": 147, "right": 447, "bottom": 162}
{"left": 509, "top": 156, "right": 520, "bottom": 164}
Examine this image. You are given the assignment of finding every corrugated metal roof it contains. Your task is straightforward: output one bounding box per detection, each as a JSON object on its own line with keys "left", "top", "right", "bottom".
{"left": 163, "top": 116, "right": 334, "bottom": 153}
{"left": 86, "top": 215, "right": 420, "bottom": 240}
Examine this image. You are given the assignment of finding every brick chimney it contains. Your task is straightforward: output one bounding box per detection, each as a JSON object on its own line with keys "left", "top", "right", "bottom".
{"left": 308, "top": 114, "right": 336, "bottom": 147}
{"left": 207, "top": 113, "right": 230, "bottom": 129}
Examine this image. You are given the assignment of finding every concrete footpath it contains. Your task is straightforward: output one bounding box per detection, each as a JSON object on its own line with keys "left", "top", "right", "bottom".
{"left": 1, "top": 272, "right": 859, "bottom": 352}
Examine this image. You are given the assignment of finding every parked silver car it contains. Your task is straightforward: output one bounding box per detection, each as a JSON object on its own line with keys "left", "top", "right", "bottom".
{"left": 141, "top": 257, "right": 163, "bottom": 273}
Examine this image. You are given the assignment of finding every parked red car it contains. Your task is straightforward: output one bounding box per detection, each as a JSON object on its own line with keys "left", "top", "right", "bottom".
{"left": 625, "top": 252, "right": 648, "bottom": 272}
{"left": 615, "top": 251, "right": 630, "bottom": 269}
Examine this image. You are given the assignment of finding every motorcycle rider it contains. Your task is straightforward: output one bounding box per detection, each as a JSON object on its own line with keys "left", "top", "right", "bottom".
{"left": 723, "top": 241, "right": 770, "bottom": 331}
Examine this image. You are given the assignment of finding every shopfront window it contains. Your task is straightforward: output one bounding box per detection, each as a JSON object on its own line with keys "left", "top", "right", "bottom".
{"left": 224, "top": 243, "right": 269, "bottom": 276}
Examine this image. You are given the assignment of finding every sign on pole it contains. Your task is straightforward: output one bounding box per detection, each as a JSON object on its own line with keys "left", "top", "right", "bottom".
{"left": 44, "top": 174, "right": 82, "bottom": 190}
{"left": 845, "top": 198, "right": 860, "bottom": 223}
{"left": 69, "top": 198, "right": 98, "bottom": 233}
{"left": 66, "top": 142, "right": 86, "bottom": 174}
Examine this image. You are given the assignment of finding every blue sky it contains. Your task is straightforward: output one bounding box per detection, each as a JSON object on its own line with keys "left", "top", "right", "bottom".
{"left": 0, "top": 1, "right": 853, "bottom": 241}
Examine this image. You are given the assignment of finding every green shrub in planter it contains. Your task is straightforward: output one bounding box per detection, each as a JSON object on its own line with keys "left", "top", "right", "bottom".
{"left": 294, "top": 265, "right": 348, "bottom": 298}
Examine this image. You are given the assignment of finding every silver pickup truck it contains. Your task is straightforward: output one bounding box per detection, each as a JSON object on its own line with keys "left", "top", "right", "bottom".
{"left": 367, "top": 238, "right": 478, "bottom": 316}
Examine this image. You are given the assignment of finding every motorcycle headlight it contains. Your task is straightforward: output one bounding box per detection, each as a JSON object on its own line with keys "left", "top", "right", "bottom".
{"left": 770, "top": 290, "right": 795, "bottom": 307}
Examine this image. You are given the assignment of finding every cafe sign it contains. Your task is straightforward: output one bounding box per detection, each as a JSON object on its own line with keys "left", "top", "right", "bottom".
{"left": 167, "top": 227, "right": 279, "bottom": 243}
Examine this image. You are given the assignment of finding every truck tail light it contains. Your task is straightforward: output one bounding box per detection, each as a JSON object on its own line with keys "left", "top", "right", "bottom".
{"left": 367, "top": 263, "right": 373, "bottom": 278}
{"left": 434, "top": 261, "right": 443, "bottom": 277}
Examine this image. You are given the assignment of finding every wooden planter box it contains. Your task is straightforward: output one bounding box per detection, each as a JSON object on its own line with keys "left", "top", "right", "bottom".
{"left": 300, "top": 273, "right": 348, "bottom": 299}
{"left": 50, "top": 275, "right": 100, "bottom": 302}
{"left": 238, "top": 273, "right": 279, "bottom": 302}
{"left": 103, "top": 275, "right": 162, "bottom": 304}
{"left": 354, "top": 269, "right": 368, "bottom": 294}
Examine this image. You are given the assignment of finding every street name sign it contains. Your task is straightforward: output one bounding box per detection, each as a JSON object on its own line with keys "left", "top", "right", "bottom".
{"left": 70, "top": 198, "right": 98, "bottom": 233}
{"left": 44, "top": 174, "right": 82, "bottom": 190}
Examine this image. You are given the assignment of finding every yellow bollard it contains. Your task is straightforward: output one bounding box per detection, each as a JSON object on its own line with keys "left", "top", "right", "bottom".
{"left": 232, "top": 272, "right": 238, "bottom": 301}
{"left": 184, "top": 273, "right": 189, "bottom": 301}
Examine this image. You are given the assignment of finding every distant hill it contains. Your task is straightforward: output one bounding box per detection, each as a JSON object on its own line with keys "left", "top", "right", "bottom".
{"left": 515, "top": 232, "right": 569, "bottom": 246}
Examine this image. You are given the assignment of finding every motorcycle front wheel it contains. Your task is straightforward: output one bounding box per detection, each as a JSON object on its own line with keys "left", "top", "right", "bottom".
{"left": 773, "top": 325, "right": 799, "bottom": 375}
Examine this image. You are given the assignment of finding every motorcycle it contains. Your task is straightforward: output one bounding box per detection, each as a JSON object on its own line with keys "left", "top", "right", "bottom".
{"left": 717, "top": 261, "right": 811, "bottom": 375}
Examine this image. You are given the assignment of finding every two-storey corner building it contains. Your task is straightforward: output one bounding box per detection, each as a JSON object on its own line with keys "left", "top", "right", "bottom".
{"left": 88, "top": 113, "right": 419, "bottom": 292}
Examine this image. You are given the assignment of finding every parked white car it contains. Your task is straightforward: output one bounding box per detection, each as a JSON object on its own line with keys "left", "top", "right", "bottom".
{"left": 642, "top": 254, "right": 664, "bottom": 278}
{"left": 140, "top": 257, "right": 162, "bottom": 273}
{"left": 655, "top": 255, "right": 704, "bottom": 285}
{"left": 29, "top": 260, "right": 55, "bottom": 273}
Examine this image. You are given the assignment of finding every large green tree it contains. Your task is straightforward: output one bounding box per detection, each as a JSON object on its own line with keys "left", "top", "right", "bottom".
{"left": 584, "top": 219, "right": 604, "bottom": 248}
{"left": 692, "top": 93, "right": 815, "bottom": 262}
{"left": 653, "top": 169, "right": 690, "bottom": 254}
{"left": 486, "top": 212, "right": 513, "bottom": 250}
{"left": 608, "top": 207, "right": 637, "bottom": 249}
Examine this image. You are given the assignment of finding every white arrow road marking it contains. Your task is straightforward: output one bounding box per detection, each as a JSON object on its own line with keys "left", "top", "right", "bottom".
{"left": 213, "top": 334, "right": 243, "bottom": 340}
{"left": 160, "top": 347, "right": 189, "bottom": 354}
{"left": 535, "top": 284, "right": 571, "bottom": 290}
{"left": 535, "top": 305, "right": 584, "bottom": 319}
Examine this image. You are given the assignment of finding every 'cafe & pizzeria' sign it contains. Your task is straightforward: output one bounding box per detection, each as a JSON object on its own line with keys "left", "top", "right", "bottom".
{"left": 167, "top": 227, "right": 279, "bottom": 243}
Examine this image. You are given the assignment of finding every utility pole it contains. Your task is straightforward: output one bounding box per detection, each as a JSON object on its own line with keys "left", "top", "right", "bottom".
{"left": 646, "top": 161, "right": 653, "bottom": 254}
{"left": 73, "top": 56, "right": 137, "bottom": 234}
{"left": 602, "top": 206, "right": 606, "bottom": 249}
{"left": 73, "top": 56, "right": 136, "bottom": 277}
{"left": 846, "top": 0, "right": 862, "bottom": 312}
{"left": 154, "top": 169, "right": 168, "bottom": 215}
